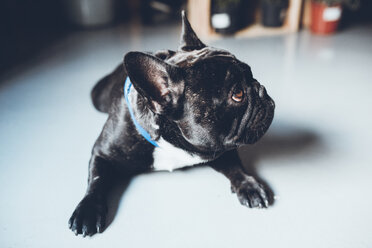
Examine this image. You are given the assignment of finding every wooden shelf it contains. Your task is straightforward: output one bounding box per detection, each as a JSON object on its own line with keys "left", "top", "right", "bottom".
{"left": 187, "top": 0, "right": 304, "bottom": 40}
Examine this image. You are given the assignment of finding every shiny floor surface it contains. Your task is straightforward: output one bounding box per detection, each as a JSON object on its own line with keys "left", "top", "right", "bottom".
{"left": 1, "top": 23, "right": 372, "bottom": 248}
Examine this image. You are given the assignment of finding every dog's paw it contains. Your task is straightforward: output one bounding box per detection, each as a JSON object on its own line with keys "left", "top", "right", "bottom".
{"left": 231, "top": 176, "right": 273, "bottom": 208}
{"left": 68, "top": 195, "right": 107, "bottom": 237}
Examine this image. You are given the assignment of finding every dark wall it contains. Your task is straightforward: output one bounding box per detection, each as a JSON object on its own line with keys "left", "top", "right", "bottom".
{"left": 342, "top": 0, "right": 372, "bottom": 26}
{"left": 0, "top": 0, "right": 68, "bottom": 74}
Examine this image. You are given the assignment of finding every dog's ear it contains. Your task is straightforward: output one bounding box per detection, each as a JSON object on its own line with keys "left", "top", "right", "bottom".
{"left": 179, "top": 10, "right": 206, "bottom": 51}
{"left": 124, "top": 52, "right": 184, "bottom": 116}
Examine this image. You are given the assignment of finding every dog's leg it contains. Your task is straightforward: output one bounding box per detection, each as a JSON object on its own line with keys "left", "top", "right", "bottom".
{"left": 209, "top": 150, "right": 273, "bottom": 208}
{"left": 68, "top": 155, "right": 117, "bottom": 237}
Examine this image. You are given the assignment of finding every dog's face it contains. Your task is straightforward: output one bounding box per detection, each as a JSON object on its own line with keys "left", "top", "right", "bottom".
{"left": 124, "top": 12, "right": 274, "bottom": 155}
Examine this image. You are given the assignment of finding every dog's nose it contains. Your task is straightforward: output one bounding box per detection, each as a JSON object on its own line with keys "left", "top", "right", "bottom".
{"left": 258, "top": 85, "right": 267, "bottom": 98}
{"left": 252, "top": 81, "right": 267, "bottom": 98}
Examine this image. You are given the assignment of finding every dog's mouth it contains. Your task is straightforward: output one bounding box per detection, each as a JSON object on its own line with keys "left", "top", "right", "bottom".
{"left": 224, "top": 95, "right": 275, "bottom": 147}
{"left": 243, "top": 83, "right": 275, "bottom": 144}
{"left": 244, "top": 105, "right": 274, "bottom": 144}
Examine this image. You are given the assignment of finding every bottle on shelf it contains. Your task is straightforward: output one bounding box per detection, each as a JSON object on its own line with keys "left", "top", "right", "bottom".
{"left": 210, "top": 0, "right": 256, "bottom": 34}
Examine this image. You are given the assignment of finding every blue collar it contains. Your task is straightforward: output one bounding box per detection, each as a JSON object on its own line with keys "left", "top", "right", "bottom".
{"left": 124, "top": 77, "right": 159, "bottom": 147}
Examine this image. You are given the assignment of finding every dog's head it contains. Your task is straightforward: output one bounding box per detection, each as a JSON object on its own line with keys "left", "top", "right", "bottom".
{"left": 124, "top": 11, "right": 274, "bottom": 157}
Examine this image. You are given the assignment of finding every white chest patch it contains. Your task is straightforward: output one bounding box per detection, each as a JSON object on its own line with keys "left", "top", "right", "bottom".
{"left": 152, "top": 138, "right": 208, "bottom": 172}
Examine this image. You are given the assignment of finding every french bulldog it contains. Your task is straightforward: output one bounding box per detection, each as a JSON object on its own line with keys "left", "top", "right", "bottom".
{"left": 69, "top": 11, "right": 275, "bottom": 237}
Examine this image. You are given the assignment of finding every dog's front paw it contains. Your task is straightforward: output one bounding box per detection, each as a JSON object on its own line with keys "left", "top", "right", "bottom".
{"left": 231, "top": 176, "right": 273, "bottom": 208}
{"left": 68, "top": 195, "right": 107, "bottom": 237}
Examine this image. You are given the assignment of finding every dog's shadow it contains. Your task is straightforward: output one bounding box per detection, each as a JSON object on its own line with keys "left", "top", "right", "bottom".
{"left": 237, "top": 123, "right": 324, "bottom": 205}
{"left": 104, "top": 121, "right": 324, "bottom": 230}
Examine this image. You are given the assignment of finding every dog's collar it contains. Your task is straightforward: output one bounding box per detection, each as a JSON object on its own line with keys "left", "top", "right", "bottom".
{"left": 124, "top": 77, "right": 159, "bottom": 147}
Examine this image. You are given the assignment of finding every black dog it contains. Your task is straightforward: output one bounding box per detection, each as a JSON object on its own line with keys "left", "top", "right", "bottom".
{"left": 69, "top": 11, "right": 275, "bottom": 237}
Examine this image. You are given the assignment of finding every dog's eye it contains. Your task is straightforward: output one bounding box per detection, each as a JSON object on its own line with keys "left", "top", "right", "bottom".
{"left": 232, "top": 89, "right": 244, "bottom": 102}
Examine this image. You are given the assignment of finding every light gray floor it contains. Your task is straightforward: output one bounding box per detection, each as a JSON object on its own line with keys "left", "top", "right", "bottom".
{"left": 1, "top": 22, "right": 372, "bottom": 248}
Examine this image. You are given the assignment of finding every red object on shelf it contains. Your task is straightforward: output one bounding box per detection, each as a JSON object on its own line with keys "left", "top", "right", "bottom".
{"left": 310, "top": 1, "right": 342, "bottom": 35}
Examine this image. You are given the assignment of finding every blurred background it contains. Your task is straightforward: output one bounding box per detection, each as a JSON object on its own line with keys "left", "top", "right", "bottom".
{"left": 0, "top": 0, "right": 372, "bottom": 247}
{"left": 1, "top": 0, "right": 372, "bottom": 74}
